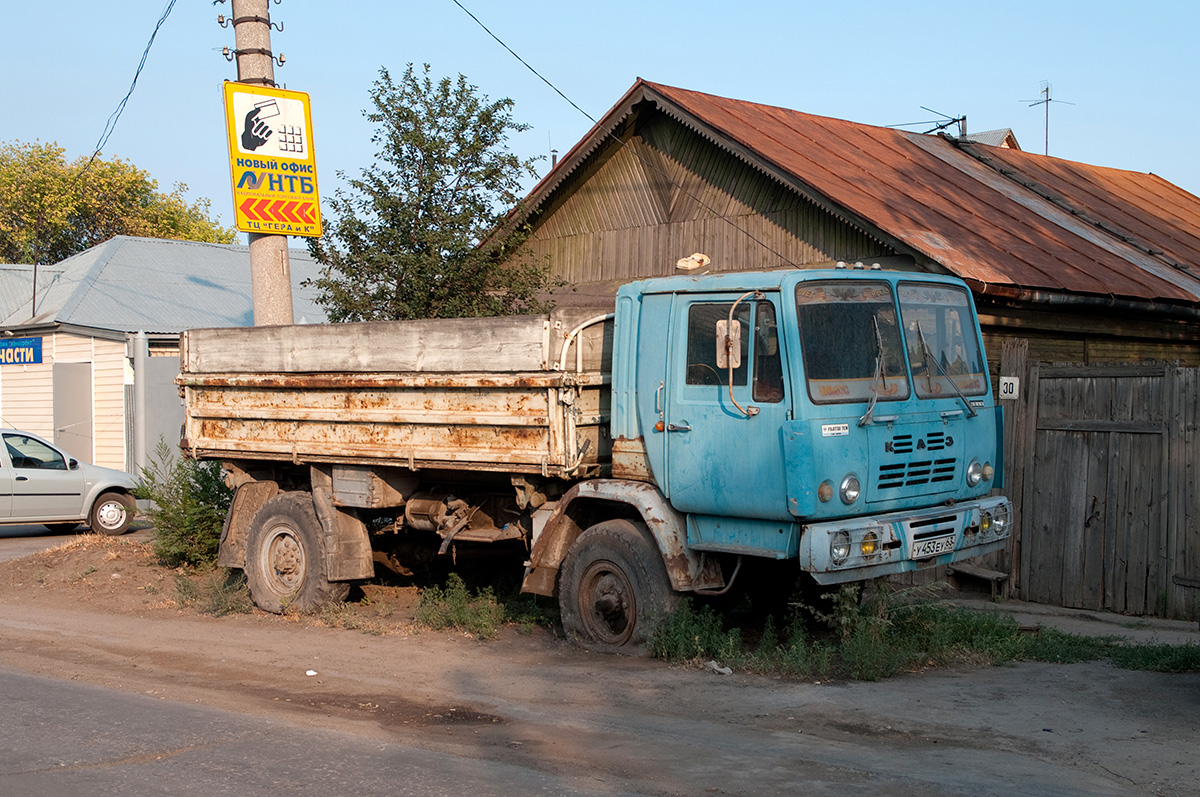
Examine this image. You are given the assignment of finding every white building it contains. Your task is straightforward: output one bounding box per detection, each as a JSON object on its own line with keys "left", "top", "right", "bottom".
{"left": 0, "top": 236, "right": 328, "bottom": 471}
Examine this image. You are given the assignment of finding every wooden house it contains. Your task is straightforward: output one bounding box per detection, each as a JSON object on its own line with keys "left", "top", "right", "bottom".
{"left": 508, "top": 79, "right": 1200, "bottom": 620}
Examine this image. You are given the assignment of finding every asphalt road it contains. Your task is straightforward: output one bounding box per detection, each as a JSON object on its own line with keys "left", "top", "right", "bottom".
{"left": 0, "top": 667, "right": 612, "bottom": 796}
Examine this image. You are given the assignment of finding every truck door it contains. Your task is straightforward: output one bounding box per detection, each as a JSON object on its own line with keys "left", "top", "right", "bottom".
{"left": 664, "top": 293, "right": 792, "bottom": 520}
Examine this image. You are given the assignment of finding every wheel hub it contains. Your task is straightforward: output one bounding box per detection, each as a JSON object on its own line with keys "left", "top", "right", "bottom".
{"left": 95, "top": 502, "right": 126, "bottom": 529}
{"left": 266, "top": 532, "right": 304, "bottom": 590}
{"left": 580, "top": 562, "right": 636, "bottom": 644}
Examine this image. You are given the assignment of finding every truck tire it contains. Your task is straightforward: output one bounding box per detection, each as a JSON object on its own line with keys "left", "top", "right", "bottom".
{"left": 559, "top": 519, "right": 680, "bottom": 655}
{"left": 245, "top": 492, "right": 350, "bottom": 614}
{"left": 89, "top": 492, "right": 135, "bottom": 536}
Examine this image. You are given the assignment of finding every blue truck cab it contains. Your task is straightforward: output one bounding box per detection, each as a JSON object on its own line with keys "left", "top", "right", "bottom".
{"left": 527, "top": 265, "right": 1011, "bottom": 651}
{"left": 612, "top": 264, "right": 1010, "bottom": 581}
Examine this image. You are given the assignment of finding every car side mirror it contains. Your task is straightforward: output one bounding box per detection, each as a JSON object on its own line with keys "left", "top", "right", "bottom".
{"left": 68, "top": 458, "right": 79, "bottom": 470}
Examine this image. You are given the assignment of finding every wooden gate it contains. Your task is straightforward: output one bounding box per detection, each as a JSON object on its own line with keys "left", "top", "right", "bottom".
{"left": 1000, "top": 344, "right": 1200, "bottom": 620}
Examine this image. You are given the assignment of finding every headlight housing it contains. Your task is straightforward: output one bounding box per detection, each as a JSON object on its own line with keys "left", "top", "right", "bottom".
{"left": 830, "top": 530, "right": 851, "bottom": 565}
{"left": 966, "top": 460, "right": 983, "bottom": 487}
{"left": 839, "top": 474, "right": 861, "bottom": 505}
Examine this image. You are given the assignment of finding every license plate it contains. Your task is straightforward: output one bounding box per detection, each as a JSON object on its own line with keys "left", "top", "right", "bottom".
{"left": 911, "top": 535, "right": 955, "bottom": 559}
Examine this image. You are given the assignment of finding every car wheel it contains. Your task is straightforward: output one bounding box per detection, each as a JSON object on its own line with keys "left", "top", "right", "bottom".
{"left": 558, "top": 519, "right": 680, "bottom": 656}
{"left": 244, "top": 491, "right": 350, "bottom": 614}
{"left": 89, "top": 492, "right": 135, "bottom": 536}
{"left": 44, "top": 522, "right": 80, "bottom": 534}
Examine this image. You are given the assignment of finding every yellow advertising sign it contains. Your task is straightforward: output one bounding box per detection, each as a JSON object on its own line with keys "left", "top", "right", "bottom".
{"left": 222, "top": 82, "right": 322, "bottom": 236}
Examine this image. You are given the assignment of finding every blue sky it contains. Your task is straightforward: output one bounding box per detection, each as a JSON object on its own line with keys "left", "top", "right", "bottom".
{"left": 4, "top": 1, "right": 1197, "bottom": 232}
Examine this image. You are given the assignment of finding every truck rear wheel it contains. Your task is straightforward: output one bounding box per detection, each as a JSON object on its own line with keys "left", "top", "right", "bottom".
{"left": 245, "top": 492, "right": 350, "bottom": 614}
{"left": 559, "top": 519, "right": 679, "bottom": 655}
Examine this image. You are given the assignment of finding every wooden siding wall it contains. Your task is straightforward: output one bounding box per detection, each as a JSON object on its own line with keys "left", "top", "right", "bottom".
{"left": 999, "top": 361, "right": 1200, "bottom": 621}
{"left": 0, "top": 333, "right": 128, "bottom": 470}
{"left": 526, "top": 112, "right": 892, "bottom": 283}
{"left": 0, "top": 355, "right": 53, "bottom": 439}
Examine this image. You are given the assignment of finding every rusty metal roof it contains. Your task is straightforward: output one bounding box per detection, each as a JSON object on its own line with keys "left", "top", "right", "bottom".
{"left": 525, "top": 79, "right": 1200, "bottom": 308}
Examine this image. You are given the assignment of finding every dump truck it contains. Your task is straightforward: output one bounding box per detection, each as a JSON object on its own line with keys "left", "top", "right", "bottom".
{"left": 179, "top": 265, "right": 1011, "bottom": 652}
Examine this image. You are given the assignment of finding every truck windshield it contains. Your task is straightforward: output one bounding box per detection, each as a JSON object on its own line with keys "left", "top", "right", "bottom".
{"left": 897, "top": 283, "right": 987, "bottom": 398}
{"left": 796, "top": 281, "right": 908, "bottom": 404}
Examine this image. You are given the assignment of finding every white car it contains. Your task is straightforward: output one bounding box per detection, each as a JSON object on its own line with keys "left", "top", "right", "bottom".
{"left": 0, "top": 429, "right": 138, "bottom": 535}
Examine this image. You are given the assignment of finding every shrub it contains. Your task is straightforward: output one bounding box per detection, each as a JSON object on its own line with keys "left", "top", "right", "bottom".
{"left": 135, "top": 441, "right": 232, "bottom": 568}
{"left": 415, "top": 573, "right": 504, "bottom": 639}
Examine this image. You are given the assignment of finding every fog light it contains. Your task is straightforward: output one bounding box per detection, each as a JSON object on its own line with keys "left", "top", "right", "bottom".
{"left": 831, "top": 530, "right": 851, "bottom": 565}
{"left": 967, "top": 460, "right": 983, "bottom": 487}
{"left": 818, "top": 481, "right": 834, "bottom": 503}
{"left": 840, "top": 475, "right": 861, "bottom": 505}
{"left": 861, "top": 530, "right": 879, "bottom": 559}
{"left": 980, "top": 511, "right": 992, "bottom": 534}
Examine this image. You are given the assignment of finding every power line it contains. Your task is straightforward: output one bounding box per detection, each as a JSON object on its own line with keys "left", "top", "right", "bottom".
{"left": 87, "top": 0, "right": 180, "bottom": 166}
{"left": 29, "top": 0, "right": 178, "bottom": 312}
{"left": 449, "top": 0, "right": 797, "bottom": 267}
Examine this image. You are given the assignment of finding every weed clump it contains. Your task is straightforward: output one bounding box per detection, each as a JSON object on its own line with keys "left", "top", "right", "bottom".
{"left": 173, "top": 570, "right": 254, "bottom": 617}
{"left": 415, "top": 573, "right": 504, "bottom": 639}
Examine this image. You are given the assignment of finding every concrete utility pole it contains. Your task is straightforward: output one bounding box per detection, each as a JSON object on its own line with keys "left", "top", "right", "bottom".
{"left": 230, "top": 0, "right": 294, "bottom": 326}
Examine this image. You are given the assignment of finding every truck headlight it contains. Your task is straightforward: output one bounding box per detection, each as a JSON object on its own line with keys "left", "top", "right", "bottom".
{"left": 992, "top": 504, "right": 1010, "bottom": 535}
{"left": 831, "top": 530, "right": 851, "bottom": 565}
{"left": 966, "top": 460, "right": 983, "bottom": 487}
{"left": 840, "top": 475, "right": 860, "bottom": 505}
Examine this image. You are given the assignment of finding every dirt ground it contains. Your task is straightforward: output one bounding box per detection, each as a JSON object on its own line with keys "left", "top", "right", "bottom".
{"left": 1, "top": 534, "right": 1198, "bottom": 796}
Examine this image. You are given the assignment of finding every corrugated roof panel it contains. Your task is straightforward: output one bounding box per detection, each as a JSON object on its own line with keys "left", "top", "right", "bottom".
{"left": 542, "top": 80, "right": 1200, "bottom": 307}
{"left": 2, "top": 236, "right": 328, "bottom": 332}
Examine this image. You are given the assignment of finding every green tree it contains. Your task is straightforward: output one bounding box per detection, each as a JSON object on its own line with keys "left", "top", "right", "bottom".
{"left": 307, "top": 64, "right": 556, "bottom": 321}
{"left": 0, "top": 140, "right": 236, "bottom": 264}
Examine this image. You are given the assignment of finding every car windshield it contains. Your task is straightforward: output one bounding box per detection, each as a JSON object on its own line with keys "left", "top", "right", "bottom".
{"left": 898, "top": 283, "right": 987, "bottom": 398}
{"left": 796, "top": 281, "right": 908, "bottom": 404}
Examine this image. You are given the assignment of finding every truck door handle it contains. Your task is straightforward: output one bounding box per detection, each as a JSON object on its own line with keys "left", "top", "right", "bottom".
{"left": 15, "top": 475, "right": 28, "bottom": 481}
{"left": 667, "top": 422, "right": 691, "bottom": 432}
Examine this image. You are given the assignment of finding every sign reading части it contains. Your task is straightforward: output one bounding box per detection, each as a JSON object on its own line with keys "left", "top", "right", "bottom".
{"left": 0, "top": 337, "right": 42, "bottom": 364}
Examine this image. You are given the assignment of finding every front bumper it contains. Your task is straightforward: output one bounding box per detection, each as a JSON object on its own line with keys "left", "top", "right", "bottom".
{"left": 798, "top": 496, "right": 1011, "bottom": 584}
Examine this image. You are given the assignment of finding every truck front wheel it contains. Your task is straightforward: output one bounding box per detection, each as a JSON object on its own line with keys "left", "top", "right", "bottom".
{"left": 245, "top": 492, "right": 350, "bottom": 614}
{"left": 559, "top": 519, "right": 679, "bottom": 655}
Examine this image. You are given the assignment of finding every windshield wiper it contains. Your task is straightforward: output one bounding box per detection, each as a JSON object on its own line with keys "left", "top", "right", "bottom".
{"left": 858, "top": 316, "right": 888, "bottom": 427}
{"left": 915, "top": 321, "right": 977, "bottom": 418}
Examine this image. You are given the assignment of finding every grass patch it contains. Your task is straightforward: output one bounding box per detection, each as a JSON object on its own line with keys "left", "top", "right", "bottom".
{"left": 414, "top": 573, "right": 504, "bottom": 639}
{"left": 653, "top": 583, "right": 1200, "bottom": 681}
{"left": 173, "top": 569, "right": 254, "bottom": 617}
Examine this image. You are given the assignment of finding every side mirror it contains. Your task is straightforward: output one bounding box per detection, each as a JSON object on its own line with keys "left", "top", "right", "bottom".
{"left": 715, "top": 319, "right": 741, "bottom": 369}
{"left": 69, "top": 458, "right": 79, "bottom": 470}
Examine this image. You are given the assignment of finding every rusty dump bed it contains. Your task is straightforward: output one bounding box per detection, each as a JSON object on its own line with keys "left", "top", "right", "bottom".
{"left": 178, "top": 309, "right": 614, "bottom": 478}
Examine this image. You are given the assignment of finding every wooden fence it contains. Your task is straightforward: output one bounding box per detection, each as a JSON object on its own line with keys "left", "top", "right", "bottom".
{"left": 998, "top": 340, "right": 1200, "bottom": 620}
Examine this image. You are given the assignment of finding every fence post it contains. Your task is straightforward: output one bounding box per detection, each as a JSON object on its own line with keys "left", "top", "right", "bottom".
{"left": 999, "top": 338, "right": 1029, "bottom": 595}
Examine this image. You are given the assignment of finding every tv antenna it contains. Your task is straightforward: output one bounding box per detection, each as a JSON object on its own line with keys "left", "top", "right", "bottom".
{"left": 887, "top": 106, "right": 966, "bottom": 137}
{"left": 1023, "top": 81, "right": 1074, "bottom": 156}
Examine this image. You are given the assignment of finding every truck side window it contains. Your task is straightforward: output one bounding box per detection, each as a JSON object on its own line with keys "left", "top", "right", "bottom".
{"left": 752, "top": 302, "right": 784, "bottom": 403}
{"left": 686, "top": 303, "right": 748, "bottom": 386}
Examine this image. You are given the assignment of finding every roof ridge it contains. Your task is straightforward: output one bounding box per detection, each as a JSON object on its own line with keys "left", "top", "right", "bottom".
{"left": 52, "top": 236, "right": 128, "bottom": 322}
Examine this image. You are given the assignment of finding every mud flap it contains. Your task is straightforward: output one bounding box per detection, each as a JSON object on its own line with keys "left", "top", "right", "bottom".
{"left": 311, "top": 486, "right": 374, "bottom": 581}
{"left": 217, "top": 480, "right": 279, "bottom": 568}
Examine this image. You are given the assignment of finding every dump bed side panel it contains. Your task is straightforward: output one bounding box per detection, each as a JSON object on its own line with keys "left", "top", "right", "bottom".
{"left": 179, "top": 313, "right": 613, "bottom": 478}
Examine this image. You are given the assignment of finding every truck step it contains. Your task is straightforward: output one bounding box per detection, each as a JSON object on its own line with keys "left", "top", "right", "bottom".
{"left": 949, "top": 563, "right": 1009, "bottom": 599}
